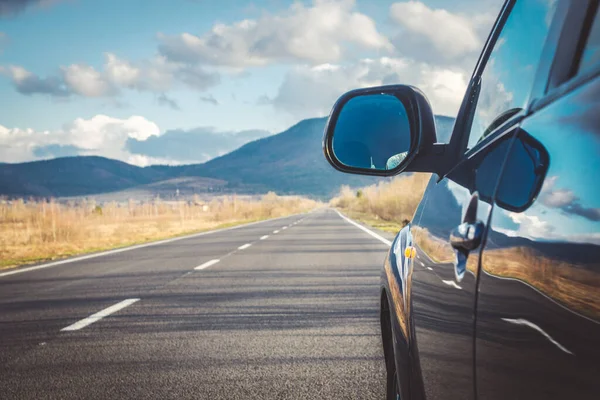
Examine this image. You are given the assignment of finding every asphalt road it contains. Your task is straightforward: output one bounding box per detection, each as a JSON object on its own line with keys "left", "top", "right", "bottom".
{"left": 0, "top": 209, "right": 393, "bottom": 399}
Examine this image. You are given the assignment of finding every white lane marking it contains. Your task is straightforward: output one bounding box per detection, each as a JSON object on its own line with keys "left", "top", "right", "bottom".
{"left": 427, "top": 267, "right": 433, "bottom": 271}
{"left": 335, "top": 210, "right": 392, "bottom": 247}
{"left": 194, "top": 259, "right": 220, "bottom": 270}
{"left": 442, "top": 280, "right": 462, "bottom": 290}
{"left": 282, "top": 226, "right": 288, "bottom": 230}
{"left": 501, "top": 318, "right": 574, "bottom": 355}
{"left": 61, "top": 298, "right": 140, "bottom": 332}
{"left": 273, "top": 230, "right": 280, "bottom": 234}
{"left": 260, "top": 235, "right": 269, "bottom": 240}
{"left": 0, "top": 213, "right": 304, "bottom": 278}
{"left": 238, "top": 243, "right": 252, "bottom": 250}
{"left": 419, "top": 261, "right": 425, "bottom": 267}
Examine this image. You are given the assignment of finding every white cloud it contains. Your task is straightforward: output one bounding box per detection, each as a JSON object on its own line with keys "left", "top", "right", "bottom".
{"left": 1, "top": 53, "right": 219, "bottom": 101}
{"left": 268, "top": 57, "right": 467, "bottom": 120}
{"left": 389, "top": 1, "right": 496, "bottom": 69}
{"left": 0, "top": 115, "right": 160, "bottom": 165}
{"left": 103, "top": 53, "right": 175, "bottom": 92}
{"left": 391, "top": 1, "right": 481, "bottom": 58}
{"left": 540, "top": 176, "right": 576, "bottom": 208}
{"left": 498, "top": 209, "right": 600, "bottom": 246}
{"left": 158, "top": 0, "right": 392, "bottom": 67}
{"left": 506, "top": 212, "right": 555, "bottom": 239}
{"left": 104, "top": 53, "right": 141, "bottom": 88}
{"left": 62, "top": 64, "right": 116, "bottom": 97}
{"left": 125, "top": 154, "right": 184, "bottom": 167}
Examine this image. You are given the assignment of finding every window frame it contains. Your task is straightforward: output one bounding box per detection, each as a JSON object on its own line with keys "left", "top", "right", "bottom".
{"left": 444, "top": 0, "right": 566, "bottom": 179}
{"left": 532, "top": 0, "right": 600, "bottom": 113}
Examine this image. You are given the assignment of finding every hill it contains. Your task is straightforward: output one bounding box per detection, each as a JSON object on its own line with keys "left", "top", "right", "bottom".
{"left": 167, "top": 117, "right": 381, "bottom": 196}
{"left": 174, "top": 116, "right": 455, "bottom": 196}
{"left": 0, "top": 156, "right": 167, "bottom": 197}
{"left": 0, "top": 115, "right": 455, "bottom": 198}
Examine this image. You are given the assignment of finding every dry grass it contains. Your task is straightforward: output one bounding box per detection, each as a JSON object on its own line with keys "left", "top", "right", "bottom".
{"left": 330, "top": 174, "right": 430, "bottom": 233}
{"left": 330, "top": 174, "right": 600, "bottom": 319}
{"left": 483, "top": 247, "right": 600, "bottom": 319}
{"left": 0, "top": 193, "right": 320, "bottom": 269}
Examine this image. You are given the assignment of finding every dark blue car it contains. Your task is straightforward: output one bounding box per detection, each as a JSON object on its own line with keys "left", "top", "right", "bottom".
{"left": 324, "top": 1, "right": 600, "bottom": 399}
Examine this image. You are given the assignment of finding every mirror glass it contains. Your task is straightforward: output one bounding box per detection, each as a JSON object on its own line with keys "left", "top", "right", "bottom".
{"left": 332, "top": 93, "right": 411, "bottom": 171}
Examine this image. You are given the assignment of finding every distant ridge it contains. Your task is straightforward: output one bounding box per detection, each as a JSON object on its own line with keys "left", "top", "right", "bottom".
{"left": 0, "top": 116, "right": 455, "bottom": 198}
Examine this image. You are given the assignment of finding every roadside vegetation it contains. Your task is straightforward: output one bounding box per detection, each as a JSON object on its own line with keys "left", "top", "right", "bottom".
{"left": 330, "top": 174, "right": 431, "bottom": 233}
{"left": 333, "top": 175, "right": 600, "bottom": 319}
{"left": 0, "top": 193, "right": 320, "bottom": 270}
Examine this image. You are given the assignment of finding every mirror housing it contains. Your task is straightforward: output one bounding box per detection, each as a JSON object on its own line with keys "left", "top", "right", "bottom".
{"left": 323, "top": 85, "right": 445, "bottom": 176}
{"left": 448, "top": 126, "right": 549, "bottom": 213}
{"left": 477, "top": 128, "right": 549, "bottom": 212}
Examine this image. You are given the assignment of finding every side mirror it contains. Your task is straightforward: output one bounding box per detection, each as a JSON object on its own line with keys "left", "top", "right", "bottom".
{"left": 323, "top": 85, "right": 439, "bottom": 176}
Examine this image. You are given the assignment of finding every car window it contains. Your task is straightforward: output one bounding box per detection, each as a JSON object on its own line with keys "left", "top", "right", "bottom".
{"left": 578, "top": 5, "right": 600, "bottom": 75}
{"left": 466, "top": 0, "right": 557, "bottom": 150}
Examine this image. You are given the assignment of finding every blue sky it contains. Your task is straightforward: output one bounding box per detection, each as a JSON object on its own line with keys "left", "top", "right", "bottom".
{"left": 0, "top": 0, "right": 504, "bottom": 165}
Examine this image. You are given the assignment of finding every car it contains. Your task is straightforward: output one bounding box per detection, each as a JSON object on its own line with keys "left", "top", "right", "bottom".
{"left": 322, "top": 0, "right": 600, "bottom": 399}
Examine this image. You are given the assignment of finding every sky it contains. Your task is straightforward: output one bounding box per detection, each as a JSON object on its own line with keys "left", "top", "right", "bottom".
{"left": 0, "top": 0, "right": 504, "bottom": 166}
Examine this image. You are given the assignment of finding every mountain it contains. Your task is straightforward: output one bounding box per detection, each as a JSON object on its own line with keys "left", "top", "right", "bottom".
{"left": 0, "top": 115, "right": 455, "bottom": 199}
{"left": 170, "top": 115, "right": 455, "bottom": 196}
{"left": 166, "top": 117, "right": 380, "bottom": 196}
{"left": 0, "top": 156, "right": 168, "bottom": 197}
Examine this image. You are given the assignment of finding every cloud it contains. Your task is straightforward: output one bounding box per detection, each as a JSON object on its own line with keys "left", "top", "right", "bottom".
{"left": 389, "top": 1, "right": 495, "bottom": 66}
{"left": 499, "top": 209, "right": 600, "bottom": 245}
{"left": 268, "top": 57, "right": 467, "bottom": 120}
{"left": 124, "top": 154, "right": 184, "bottom": 167}
{"left": 541, "top": 176, "right": 600, "bottom": 222}
{"left": 0, "top": 116, "right": 273, "bottom": 166}
{"left": 125, "top": 127, "right": 271, "bottom": 164}
{"left": 158, "top": 0, "right": 392, "bottom": 67}
{"left": 174, "top": 63, "right": 220, "bottom": 90}
{"left": 1, "top": 53, "right": 219, "bottom": 98}
{"left": 104, "top": 53, "right": 143, "bottom": 88}
{"left": 506, "top": 211, "right": 555, "bottom": 239}
{"left": 0, "top": 0, "right": 64, "bottom": 17}
{"left": 0, "top": 65, "right": 70, "bottom": 96}
{"left": 0, "top": 115, "right": 161, "bottom": 165}
{"left": 62, "top": 63, "right": 117, "bottom": 97}
{"left": 157, "top": 93, "right": 180, "bottom": 110}
{"left": 200, "top": 94, "right": 219, "bottom": 105}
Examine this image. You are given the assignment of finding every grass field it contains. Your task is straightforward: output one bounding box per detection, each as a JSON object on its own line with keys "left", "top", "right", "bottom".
{"left": 0, "top": 193, "right": 320, "bottom": 270}
{"left": 330, "top": 174, "right": 430, "bottom": 234}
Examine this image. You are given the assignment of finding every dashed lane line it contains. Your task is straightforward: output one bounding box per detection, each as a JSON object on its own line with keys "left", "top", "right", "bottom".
{"left": 61, "top": 298, "right": 140, "bottom": 332}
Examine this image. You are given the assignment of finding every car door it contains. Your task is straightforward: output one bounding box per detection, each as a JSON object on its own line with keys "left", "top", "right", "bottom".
{"left": 475, "top": 2, "right": 600, "bottom": 398}
{"left": 407, "top": 1, "right": 558, "bottom": 399}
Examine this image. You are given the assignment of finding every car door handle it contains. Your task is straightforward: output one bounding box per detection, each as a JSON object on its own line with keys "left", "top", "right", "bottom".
{"left": 450, "top": 221, "right": 484, "bottom": 253}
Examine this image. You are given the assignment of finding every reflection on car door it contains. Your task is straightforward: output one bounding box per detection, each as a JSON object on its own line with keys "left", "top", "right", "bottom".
{"left": 475, "top": 63, "right": 600, "bottom": 400}
{"left": 410, "top": 174, "right": 494, "bottom": 400}
{"left": 409, "top": 1, "right": 559, "bottom": 398}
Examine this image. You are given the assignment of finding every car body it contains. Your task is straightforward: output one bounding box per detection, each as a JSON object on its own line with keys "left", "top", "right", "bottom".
{"left": 323, "top": 0, "right": 600, "bottom": 399}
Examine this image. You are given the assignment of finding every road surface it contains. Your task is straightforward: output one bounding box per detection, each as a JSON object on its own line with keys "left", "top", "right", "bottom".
{"left": 0, "top": 209, "right": 393, "bottom": 399}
